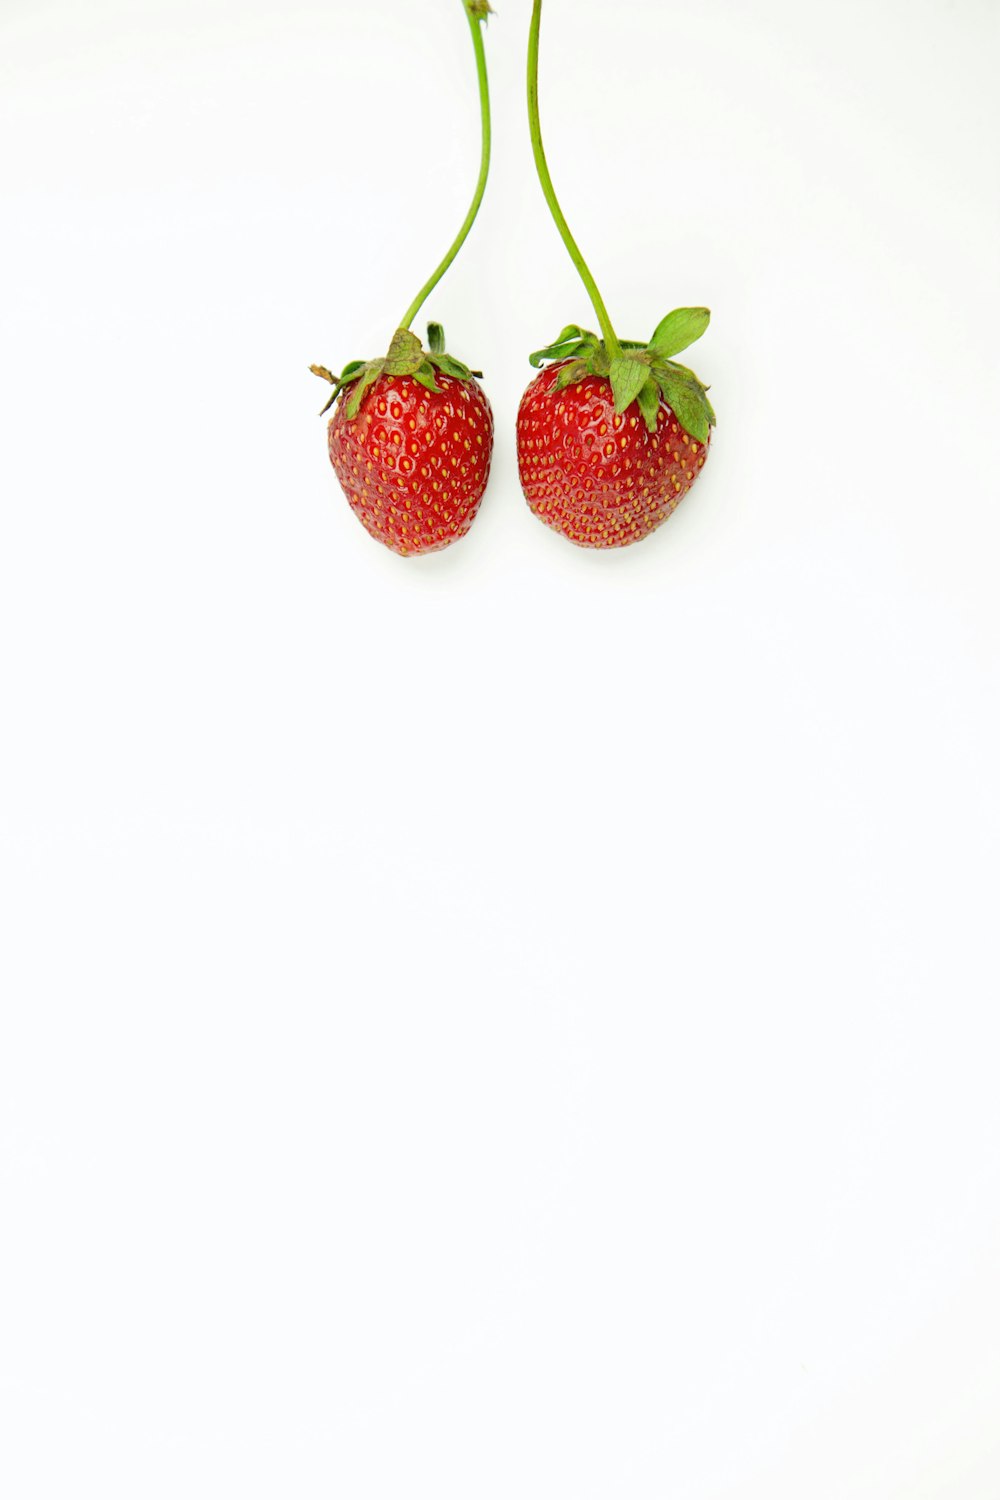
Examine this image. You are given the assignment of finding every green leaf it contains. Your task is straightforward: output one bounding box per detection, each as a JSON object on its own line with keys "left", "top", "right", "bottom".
{"left": 610, "top": 353, "right": 650, "bottom": 414}
{"left": 648, "top": 307, "right": 711, "bottom": 360}
{"left": 429, "top": 352, "right": 472, "bottom": 380}
{"left": 636, "top": 374, "right": 661, "bottom": 433}
{"left": 528, "top": 326, "right": 597, "bottom": 368}
{"left": 555, "top": 359, "right": 589, "bottom": 390}
{"left": 427, "top": 322, "right": 445, "bottom": 355}
{"left": 383, "top": 327, "right": 424, "bottom": 376}
{"left": 344, "top": 362, "right": 383, "bottom": 420}
{"left": 661, "top": 361, "right": 717, "bottom": 425}
{"left": 654, "top": 364, "right": 713, "bottom": 444}
{"left": 313, "top": 358, "right": 372, "bottom": 414}
{"left": 411, "top": 361, "right": 442, "bottom": 394}
{"left": 529, "top": 340, "right": 578, "bottom": 369}
{"left": 661, "top": 361, "right": 717, "bottom": 426}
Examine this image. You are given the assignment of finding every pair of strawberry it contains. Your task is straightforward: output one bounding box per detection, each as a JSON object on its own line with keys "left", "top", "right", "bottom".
{"left": 312, "top": 0, "right": 715, "bottom": 557}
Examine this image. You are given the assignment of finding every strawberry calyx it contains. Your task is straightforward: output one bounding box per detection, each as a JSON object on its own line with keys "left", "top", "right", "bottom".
{"left": 311, "top": 324, "right": 482, "bottom": 421}
{"left": 528, "top": 306, "right": 716, "bottom": 443}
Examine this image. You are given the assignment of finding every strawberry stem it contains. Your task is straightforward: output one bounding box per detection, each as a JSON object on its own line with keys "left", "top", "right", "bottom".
{"left": 399, "top": 1, "right": 492, "bottom": 332}
{"left": 527, "top": 0, "right": 622, "bottom": 360}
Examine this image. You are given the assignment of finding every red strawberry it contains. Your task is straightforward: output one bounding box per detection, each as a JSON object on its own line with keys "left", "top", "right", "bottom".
{"left": 518, "top": 360, "right": 710, "bottom": 549}
{"left": 313, "top": 324, "right": 493, "bottom": 558}
{"left": 521, "top": 0, "right": 716, "bottom": 549}
{"left": 311, "top": 0, "right": 496, "bottom": 557}
{"left": 327, "top": 366, "right": 493, "bottom": 557}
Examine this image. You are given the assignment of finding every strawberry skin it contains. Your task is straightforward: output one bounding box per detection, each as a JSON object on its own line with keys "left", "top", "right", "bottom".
{"left": 327, "top": 371, "right": 494, "bottom": 557}
{"left": 517, "top": 361, "right": 710, "bottom": 549}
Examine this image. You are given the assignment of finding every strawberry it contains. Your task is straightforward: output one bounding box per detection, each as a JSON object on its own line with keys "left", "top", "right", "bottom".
{"left": 311, "top": 0, "right": 495, "bottom": 557}
{"left": 517, "top": 318, "right": 714, "bottom": 550}
{"left": 317, "top": 325, "right": 494, "bottom": 557}
{"left": 521, "top": 0, "right": 716, "bottom": 549}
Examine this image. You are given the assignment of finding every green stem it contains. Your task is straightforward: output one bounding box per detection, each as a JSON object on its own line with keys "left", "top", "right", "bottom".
{"left": 527, "top": 0, "right": 621, "bottom": 359}
{"left": 398, "top": 2, "right": 492, "bottom": 331}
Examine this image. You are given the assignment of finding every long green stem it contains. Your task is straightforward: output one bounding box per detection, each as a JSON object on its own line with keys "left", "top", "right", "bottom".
{"left": 527, "top": 0, "right": 621, "bottom": 358}
{"left": 398, "top": 1, "right": 492, "bottom": 331}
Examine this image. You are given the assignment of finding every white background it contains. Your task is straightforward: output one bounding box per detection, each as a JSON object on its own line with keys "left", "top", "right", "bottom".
{"left": 2, "top": 0, "right": 999, "bottom": 1494}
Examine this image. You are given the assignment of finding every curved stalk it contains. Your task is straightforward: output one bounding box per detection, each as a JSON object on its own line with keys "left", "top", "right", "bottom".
{"left": 527, "top": 0, "right": 621, "bottom": 358}
{"left": 398, "top": 2, "right": 492, "bottom": 331}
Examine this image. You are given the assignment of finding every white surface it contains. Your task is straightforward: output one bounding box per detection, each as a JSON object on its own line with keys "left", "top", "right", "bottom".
{"left": 2, "top": 0, "right": 999, "bottom": 1494}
